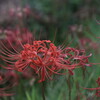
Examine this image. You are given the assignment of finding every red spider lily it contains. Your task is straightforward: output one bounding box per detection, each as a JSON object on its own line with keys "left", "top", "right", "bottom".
{"left": 0, "top": 28, "right": 33, "bottom": 50}
{"left": 0, "top": 70, "right": 19, "bottom": 96}
{"left": 0, "top": 39, "right": 92, "bottom": 82}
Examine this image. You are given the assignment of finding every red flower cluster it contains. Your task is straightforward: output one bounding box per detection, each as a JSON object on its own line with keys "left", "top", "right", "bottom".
{"left": 0, "top": 40, "right": 92, "bottom": 82}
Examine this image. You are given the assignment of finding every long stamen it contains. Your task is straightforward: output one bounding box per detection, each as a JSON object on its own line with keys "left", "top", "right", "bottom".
{"left": 7, "top": 39, "right": 20, "bottom": 54}
{"left": 0, "top": 41, "right": 17, "bottom": 55}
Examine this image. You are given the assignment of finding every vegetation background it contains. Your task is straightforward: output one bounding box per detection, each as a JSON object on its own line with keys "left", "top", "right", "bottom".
{"left": 0, "top": 0, "right": 100, "bottom": 100}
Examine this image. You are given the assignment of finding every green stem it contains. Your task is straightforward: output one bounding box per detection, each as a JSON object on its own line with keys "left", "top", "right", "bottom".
{"left": 68, "top": 80, "right": 71, "bottom": 100}
{"left": 67, "top": 75, "right": 71, "bottom": 100}
{"left": 41, "top": 82, "right": 46, "bottom": 100}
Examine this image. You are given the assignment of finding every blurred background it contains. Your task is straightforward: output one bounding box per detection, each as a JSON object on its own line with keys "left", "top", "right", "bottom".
{"left": 0, "top": 0, "right": 100, "bottom": 100}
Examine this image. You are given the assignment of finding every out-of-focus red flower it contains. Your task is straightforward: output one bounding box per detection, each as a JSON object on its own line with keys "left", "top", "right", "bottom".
{"left": 0, "top": 28, "right": 33, "bottom": 50}
{"left": 9, "top": 6, "right": 31, "bottom": 18}
{"left": 0, "top": 40, "right": 92, "bottom": 82}
{"left": 79, "top": 37, "right": 99, "bottom": 51}
{"left": 96, "top": 77, "right": 100, "bottom": 86}
{"left": 0, "top": 70, "right": 19, "bottom": 96}
{"left": 95, "top": 90, "right": 100, "bottom": 97}
{"left": 0, "top": 76, "right": 2, "bottom": 81}
{"left": 22, "top": 68, "right": 35, "bottom": 79}
{"left": 23, "top": 6, "right": 31, "bottom": 16}
{"left": 84, "top": 77, "right": 100, "bottom": 97}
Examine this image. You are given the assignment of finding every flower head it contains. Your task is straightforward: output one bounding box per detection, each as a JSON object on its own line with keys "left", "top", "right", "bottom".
{"left": 0, "top": 39, "right": 92, "bottom": 82}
